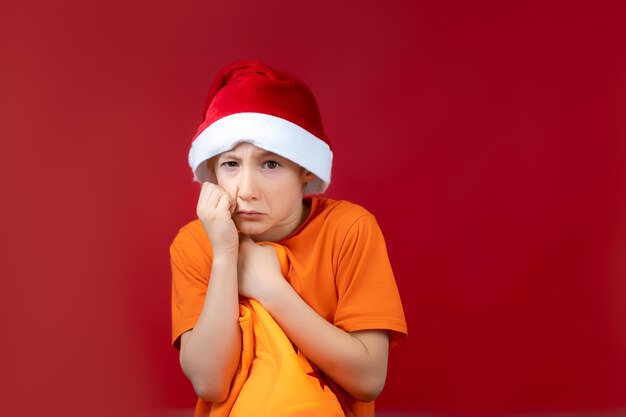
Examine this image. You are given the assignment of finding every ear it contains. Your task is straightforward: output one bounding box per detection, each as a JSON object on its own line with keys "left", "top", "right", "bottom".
{"left": 206, "top": 157, "right": 217, "bottom": 172}
{"left": 300, "top": 169, "right": 316, "bottom": 183}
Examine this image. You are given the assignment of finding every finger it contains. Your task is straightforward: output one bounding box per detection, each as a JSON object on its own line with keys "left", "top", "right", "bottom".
{"left": 205, "top": 187, "right": 222, "bottom": 209}
{"left": 228, "top": 192, "right": 237, "bottom": 214}
{"left": 196, "top": 182, "right": 212, "bottom": 212}
{"left": 198, "top": 181, "right": 218, "bottom": 203}
{"left": 216, "top": 193, "right": 231, "bottom": 213}
{"left": 210, "top": 184, "right": 236, "bottom": 213}
{"left": 206, "top": 183, "right": 228, "bottom": 210}
{"left": 198, "top": 183, "right": 224, "bottom": 215}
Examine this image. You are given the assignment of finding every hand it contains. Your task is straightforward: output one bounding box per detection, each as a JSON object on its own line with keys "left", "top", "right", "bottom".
{"left": 196, "top": 182, "right": 238, "bottom": 256}
{"left": 237, "top": 236, "right": 286, "bottom": 304}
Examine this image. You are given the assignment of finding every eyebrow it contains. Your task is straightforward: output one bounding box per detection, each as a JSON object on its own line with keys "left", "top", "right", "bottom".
{"left": 258, "top": 150, "right": 281, "bottom": 158}
{"left": 219, "top": 149, "right": 281, "bottom": 159}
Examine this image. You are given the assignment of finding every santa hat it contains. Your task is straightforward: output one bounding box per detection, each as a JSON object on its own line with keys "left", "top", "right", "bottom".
{"left": 188, "top": 60, "right": 333, "bottom": 194}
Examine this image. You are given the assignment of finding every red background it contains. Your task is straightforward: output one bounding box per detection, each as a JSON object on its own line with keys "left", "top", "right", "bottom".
{"left": 2, "top": 1, "right": 625, "bottom": 416}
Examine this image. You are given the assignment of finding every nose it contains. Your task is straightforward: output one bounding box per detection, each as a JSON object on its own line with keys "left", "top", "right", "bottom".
{"left": 237, "top": 168, "right": 260, "bottom": 201}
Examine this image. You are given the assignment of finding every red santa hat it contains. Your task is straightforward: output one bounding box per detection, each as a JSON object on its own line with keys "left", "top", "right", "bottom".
{"left": 188, "top": 60, "right": 333, "bottom": 194}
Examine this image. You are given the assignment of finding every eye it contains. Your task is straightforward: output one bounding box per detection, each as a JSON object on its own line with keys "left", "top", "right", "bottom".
{"left": 263, "top": 160, "right": 280, "bottom": 169}
{"left": 221, "top": 161, "right": 239, "bottom": 168}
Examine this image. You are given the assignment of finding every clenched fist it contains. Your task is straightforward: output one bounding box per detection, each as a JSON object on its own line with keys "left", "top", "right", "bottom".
{"left": 237, "top": 236, "right": 286, "bottom": 305}
{"left": 196, "top": 182, "right": 239, "bottom": 256}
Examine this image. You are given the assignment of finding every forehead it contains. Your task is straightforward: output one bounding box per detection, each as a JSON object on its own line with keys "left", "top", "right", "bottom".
{"left": 219, "top": 142, "right": 280, "bottom": 159}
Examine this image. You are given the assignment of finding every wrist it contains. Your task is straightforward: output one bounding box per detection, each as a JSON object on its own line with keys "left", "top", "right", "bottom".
{"left": 211, "top": 250, "right": 238, "bottom": 264}
{"left": 260, "top": 276, "right": 293, "bottom": 312}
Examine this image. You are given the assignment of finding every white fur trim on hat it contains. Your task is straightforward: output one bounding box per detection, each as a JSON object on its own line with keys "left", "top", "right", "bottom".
{"left": 188, "top": 112, "right": 333, "bottom": 194}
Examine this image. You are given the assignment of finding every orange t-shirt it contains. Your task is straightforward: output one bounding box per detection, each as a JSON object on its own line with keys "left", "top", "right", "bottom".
{"left": 169, "top": 197, "right": 408, "bottom": 411}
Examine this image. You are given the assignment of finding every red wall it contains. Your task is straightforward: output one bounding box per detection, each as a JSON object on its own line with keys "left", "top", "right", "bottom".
{"left": 3, "top": 1, "right": 625, "bottom": 416}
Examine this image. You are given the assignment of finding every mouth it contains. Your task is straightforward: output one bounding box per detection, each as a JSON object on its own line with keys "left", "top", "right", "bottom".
{"left": 235, "top": 210, "right": 265, "bottom": 218}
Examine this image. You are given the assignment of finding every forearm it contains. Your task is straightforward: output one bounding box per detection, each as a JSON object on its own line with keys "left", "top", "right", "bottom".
{"left": 180, "top": 252, "right": 241, "bottom": 402}
{"left": 262, "top": 280, "right": 389, "bottom": 402}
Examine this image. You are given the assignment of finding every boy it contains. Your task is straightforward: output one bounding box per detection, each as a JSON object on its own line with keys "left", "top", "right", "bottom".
{"left": 170, "top": 60, "right": 407, "bottom": 416}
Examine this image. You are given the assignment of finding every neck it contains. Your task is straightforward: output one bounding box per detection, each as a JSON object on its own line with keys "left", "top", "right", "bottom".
{"left": 250, "top": 199, "right": 311, "bottom": 243}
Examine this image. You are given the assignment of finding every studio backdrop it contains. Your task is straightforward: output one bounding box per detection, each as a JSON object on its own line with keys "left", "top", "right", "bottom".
{"left": 2, "top": 1, "right": 625, "bottom": 416}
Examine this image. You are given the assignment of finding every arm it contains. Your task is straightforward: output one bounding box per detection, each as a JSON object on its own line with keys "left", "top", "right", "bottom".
{"left": 266, "top": 282, "right": 389, "bottom": 402}
{"left": 178, "top": 182, "right": 241, "bottom": 403}
{"left": 237, "top": 237, "right": 390, "bottom": 402}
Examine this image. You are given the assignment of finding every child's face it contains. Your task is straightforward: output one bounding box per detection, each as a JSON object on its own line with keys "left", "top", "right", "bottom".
{"left": 212, "top": 142, "right": 314, "bottom": 242}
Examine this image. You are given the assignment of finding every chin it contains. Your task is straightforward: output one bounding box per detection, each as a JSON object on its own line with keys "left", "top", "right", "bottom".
{"left": 235, "top": 222, "right": 269, "bottom": 237}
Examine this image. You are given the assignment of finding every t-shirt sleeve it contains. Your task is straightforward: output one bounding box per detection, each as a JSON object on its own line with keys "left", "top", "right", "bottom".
{"left": 169, "top": 223, "right": 212, "bottom": 350}
{"left": 333, "top": 213, "right": 408, "bottom": 347}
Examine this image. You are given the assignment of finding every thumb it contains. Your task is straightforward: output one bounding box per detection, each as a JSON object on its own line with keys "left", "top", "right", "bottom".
{"left": 216, "top": 193, "right": 231, "bottom": 213}
{"left": 228, "top": 193, "right": 237, "bottom": 214}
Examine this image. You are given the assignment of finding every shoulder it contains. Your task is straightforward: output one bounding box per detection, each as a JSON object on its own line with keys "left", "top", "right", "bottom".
{"left": 312, "top": 197, "right": 381, "bottom": 236}
{"left": 313, "top": 197, "right": 374, "bottom": 225}
{"left": 169, "top": 219, "right": 212, "bottom": 260}
{"left": 302, "top": 197, "right": 384, "bottom": 250}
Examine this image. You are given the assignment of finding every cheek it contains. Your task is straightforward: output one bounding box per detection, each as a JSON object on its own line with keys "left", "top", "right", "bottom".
{"left": 270, "top": 178, "right": 303, "bottom": 201}
{"left": 215, "top": 175, "right": 237, "bottom": 197}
